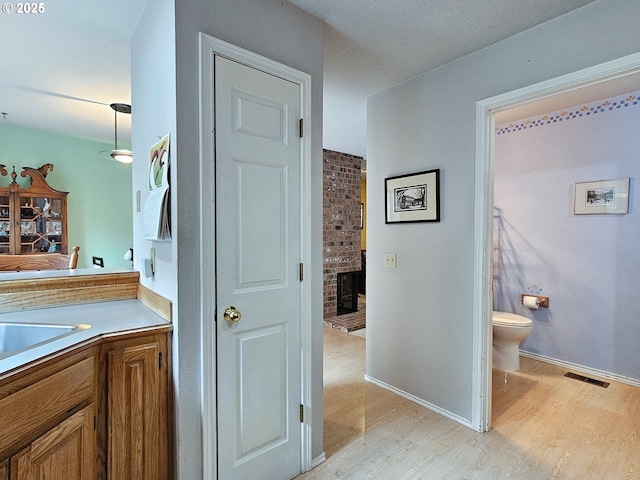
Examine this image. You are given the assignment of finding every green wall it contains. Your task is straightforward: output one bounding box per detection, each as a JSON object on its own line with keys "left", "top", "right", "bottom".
{"left": 0, "top": 123, "right": 133, "bottom": 268}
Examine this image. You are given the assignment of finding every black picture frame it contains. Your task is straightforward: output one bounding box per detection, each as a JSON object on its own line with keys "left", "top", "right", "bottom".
{"left": 385, "top": 169, "right": 440, "bottom": 223}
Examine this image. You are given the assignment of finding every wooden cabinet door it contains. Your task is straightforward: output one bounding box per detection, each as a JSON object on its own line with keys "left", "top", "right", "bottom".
{"left": 0, "top": 459, "right": 8, "bottom": 480}
{"left": 108, "top": 341, "right": 164, "bottom": 480}
{"left": 10, "top": 404, "right": 95, "bottom": 480}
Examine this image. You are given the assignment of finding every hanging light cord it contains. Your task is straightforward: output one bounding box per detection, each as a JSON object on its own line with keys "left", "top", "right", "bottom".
{"left": 113, "top": 108, "right": 119, "bottom": 150}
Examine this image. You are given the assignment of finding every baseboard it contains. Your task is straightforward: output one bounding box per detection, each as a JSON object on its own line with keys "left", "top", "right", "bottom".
{"left": 520, "top": 350, "right": 640, "bottom": 388}
{"left": 310, "top": 452, "right": 326, "bottom": 469}
{"left": 364, "top": 375, "right": 473, "bottom": 429}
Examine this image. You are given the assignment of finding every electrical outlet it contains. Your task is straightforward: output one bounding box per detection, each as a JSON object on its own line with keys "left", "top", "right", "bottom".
{"left": 384, "top": 253, "right": 396, "bottom": 268}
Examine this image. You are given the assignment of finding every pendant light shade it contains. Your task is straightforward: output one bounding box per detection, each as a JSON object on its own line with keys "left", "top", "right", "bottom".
{"left": 109, "top": 103, "right": 133, "bottom": 164}
{"left": 111, "top": 149, "right": 133, "bottom": 164}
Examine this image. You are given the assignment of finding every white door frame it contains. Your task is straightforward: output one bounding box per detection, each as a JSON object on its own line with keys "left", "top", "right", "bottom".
{"left": 472, "top": 51, "right": 640, "bottom": 432}
{"left": 199, "top": 33, "right": 314, "bottom": 479}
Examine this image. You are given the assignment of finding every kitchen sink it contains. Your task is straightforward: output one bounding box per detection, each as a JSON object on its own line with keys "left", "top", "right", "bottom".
{"left": 0, "top": 322, "right": 90, "bottom": 359}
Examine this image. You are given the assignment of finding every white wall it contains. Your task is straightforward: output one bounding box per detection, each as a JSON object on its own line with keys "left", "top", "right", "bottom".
{"left": 494, "top": 91, "right": 640, "bottom": 381}
{"left": 366, "top": 0, "right": 640, "bottom": 424}
{"left": 130, "top": 0, "right": 178, "bottom": 469}
{"left": 131, "top": 1, "right": 324, "bottom": 478}
{"left": 131, "top": 0, "right": 177, "bottom": 302}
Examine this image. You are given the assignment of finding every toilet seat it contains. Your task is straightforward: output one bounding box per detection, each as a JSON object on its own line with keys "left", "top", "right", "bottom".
{"left": 492, "top": 311, "right": 533, "bottom": 328}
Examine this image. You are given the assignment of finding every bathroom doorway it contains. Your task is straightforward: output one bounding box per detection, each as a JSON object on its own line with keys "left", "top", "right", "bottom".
{"left": 473, "top": 52, "right": 640, "bottom": 431}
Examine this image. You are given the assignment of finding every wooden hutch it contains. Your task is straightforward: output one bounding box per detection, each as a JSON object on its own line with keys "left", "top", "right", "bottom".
{"left": 0, "top": 164, "right": 68, "bottom": 255}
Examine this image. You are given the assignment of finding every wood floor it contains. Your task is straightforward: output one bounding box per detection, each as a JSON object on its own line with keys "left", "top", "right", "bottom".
{"left": 295, "top": 326, "right": 640, "bottom": 479}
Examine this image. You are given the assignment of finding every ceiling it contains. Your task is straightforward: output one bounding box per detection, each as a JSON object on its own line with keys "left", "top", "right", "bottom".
{"left": 5, "top": 0, "right": 636, "bottom": 159}
{"left": 0, "top": 0, "right": 147, "bottom": 147}
{"left": 288, "top": 0, "right": 598, "bottom": 157}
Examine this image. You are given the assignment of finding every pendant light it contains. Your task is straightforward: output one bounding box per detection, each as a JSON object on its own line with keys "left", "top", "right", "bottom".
{"left": 109, "top": 103, "right": 133, "bottom": 164}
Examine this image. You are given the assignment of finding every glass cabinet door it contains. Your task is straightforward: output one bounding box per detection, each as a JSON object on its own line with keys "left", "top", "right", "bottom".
{"left": 0, "top": 195, "right": 9, "bottom": 254}
{"left": 19, "top": 195, "right": 64, "bottom": 253}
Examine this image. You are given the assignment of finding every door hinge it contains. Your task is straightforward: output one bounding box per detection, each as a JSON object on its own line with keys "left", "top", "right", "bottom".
{"left": 300, "top": 404, "right": 304, "bottom": 423}
{"left": 159, "top": 352, "right": 163, "bottom": 370}
{"left": 299, "top": 263, "right": 304, "bottom": 282}
{"left": 299, "top": 118, "right": 304, "bottom": 138}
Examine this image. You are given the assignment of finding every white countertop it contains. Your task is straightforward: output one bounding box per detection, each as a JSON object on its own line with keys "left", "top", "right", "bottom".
{"left": 0, "top": 266, "right": 136, "bottom": 281}
{"left": 0, "top": 299, "right": 171, "bottom": 375}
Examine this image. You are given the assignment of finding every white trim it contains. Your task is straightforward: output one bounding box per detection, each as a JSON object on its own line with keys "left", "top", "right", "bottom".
{"left": 199, "top": 33, "right": 217, "bottom": 480}
{"left": 311, "top": 453, "right": 326, "bottom": 469}
{"left": 297, "top": 46, "right": 315, "bottom": 477}
{"left": 478, "top": 53, "right": 640, "bottom": 117}
{"left": 364, "top": 375, "right": 473, "bottom": 429}
{"left": 199, "top": 33, "right": 314, "bottom": 479}
{"left": 471, "top": 100, "right": 494, "bottom": 433}
{"left": 520, "top": 351, "right": 640, "bottom": 388}
{"left": 473, "top": 51, "right": 640, "bottom": 433}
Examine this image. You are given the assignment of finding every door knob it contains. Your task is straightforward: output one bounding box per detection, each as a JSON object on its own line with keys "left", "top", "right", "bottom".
{"left": 223, "top": 306, "right": 242, "bottom": 323}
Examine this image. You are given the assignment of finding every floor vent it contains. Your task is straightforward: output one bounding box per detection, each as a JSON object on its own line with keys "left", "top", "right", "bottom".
{"left": 564, "top": 372, "right": 609, "bottom": 388}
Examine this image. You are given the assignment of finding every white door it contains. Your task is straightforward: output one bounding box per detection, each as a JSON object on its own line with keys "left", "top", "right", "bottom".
{"left": 215, "top": 55, "right": 302, "bottom": 480}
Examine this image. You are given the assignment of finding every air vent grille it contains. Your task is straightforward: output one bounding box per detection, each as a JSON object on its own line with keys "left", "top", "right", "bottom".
{"left": 564, "top": 372, "right": 609, "bottom": 388}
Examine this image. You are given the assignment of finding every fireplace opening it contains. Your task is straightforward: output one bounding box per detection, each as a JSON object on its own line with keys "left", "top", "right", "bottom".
{"left": 337, "top": 271, "right": 360, "bottom": 316}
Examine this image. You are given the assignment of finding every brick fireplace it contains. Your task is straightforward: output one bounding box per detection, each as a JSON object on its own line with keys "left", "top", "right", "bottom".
{"left": 323, "top": 149, "right": 362, "bottom": 320}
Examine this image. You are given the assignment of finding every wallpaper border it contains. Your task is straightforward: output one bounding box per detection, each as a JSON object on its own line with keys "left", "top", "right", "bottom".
{"left": 496, "top": 91, "right": 640, "bottom": 135}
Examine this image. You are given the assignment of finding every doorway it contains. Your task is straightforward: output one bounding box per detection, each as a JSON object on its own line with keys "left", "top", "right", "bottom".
{"left": 473, "top": 52, "right": 640, "bottom": 431}
{"left": 199, "top": 34, "right": 314, "bottom": 478}
{"left": 321, "top": 150, "right": 366, "bottom": 333}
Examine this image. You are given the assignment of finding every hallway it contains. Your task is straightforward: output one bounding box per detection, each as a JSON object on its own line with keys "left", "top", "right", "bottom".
{"left": 296, "top": 327, "right": 640, "bottom": 479}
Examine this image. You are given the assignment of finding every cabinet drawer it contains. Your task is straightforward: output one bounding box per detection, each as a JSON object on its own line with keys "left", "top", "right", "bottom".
{"left": 0, "top": 356, "right": 94, "bottom": 453}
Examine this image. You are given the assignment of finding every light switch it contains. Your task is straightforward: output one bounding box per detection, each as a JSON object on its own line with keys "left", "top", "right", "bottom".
{"left": 384, "top": 253, "right": 396, "bottom": 269}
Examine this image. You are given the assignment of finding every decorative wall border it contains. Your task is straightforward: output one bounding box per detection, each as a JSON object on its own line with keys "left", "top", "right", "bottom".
{"left": 496, "top": 90, "right": 640, "bottom": 135}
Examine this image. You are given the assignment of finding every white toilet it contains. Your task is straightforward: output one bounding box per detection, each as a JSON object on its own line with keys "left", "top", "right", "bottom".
{"left": 492, "top": 311, "right": 533, "bottom": 371}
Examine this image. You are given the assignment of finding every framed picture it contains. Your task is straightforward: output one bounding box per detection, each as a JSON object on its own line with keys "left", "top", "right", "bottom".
{"left": 385, "top": 169, "right": 440, "bottom": 223}
{"left": 573, "top": 178, "right": 629, "bottom": 215}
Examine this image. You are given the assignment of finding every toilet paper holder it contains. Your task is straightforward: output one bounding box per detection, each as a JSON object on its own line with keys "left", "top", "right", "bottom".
{"left": 521, "top": 294, "right": 549, "bottom": 308}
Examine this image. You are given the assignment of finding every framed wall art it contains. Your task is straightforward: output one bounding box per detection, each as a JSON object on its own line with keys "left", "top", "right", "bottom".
{"left": 573, "top": 178, "right": 629, "bottom": 215}
{"left": 385, "top": 169, "right": 440, "bottom": 223}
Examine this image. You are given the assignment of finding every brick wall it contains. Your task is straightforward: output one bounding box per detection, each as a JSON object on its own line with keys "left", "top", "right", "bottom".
{"left": 323, "top": 149, "right": 362, "bottom": 319}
